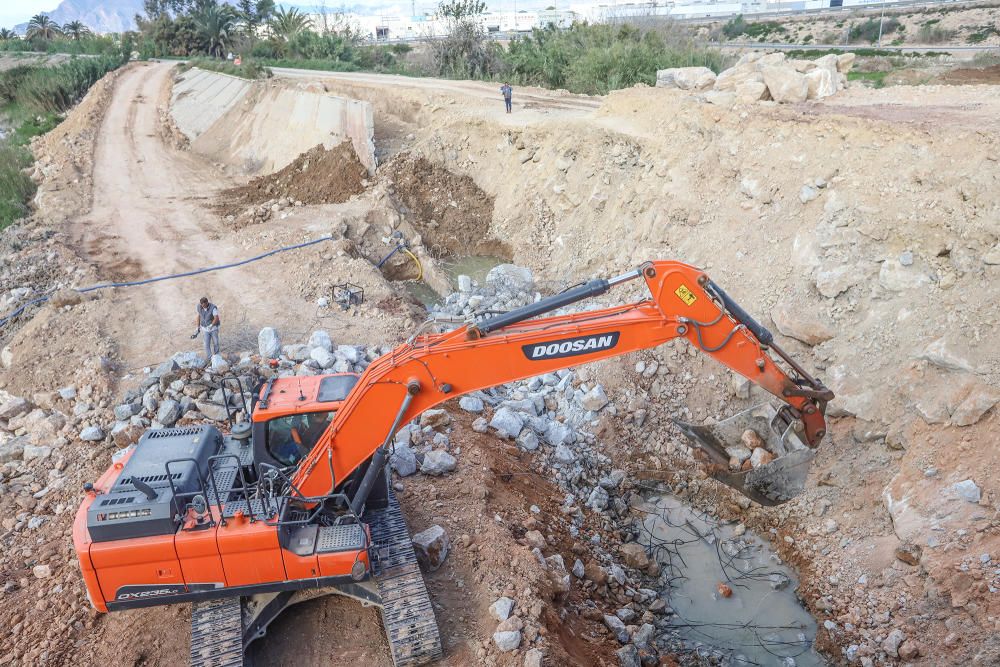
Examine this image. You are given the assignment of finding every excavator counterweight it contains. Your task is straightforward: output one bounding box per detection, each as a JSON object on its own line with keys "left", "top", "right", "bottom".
{"left": 73, "top": 259, "right": 833, "bottom": 665}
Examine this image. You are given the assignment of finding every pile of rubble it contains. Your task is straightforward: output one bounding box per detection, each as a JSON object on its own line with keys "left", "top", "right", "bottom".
{"left": 431, "top": 263, "right": 538, "bottom": 319}
{"left": 656, "top": 51, "right": 856, "bottom": 104}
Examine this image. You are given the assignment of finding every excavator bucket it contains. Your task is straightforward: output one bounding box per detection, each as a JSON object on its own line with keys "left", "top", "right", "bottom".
{"left": 674, "top": 403, "right": 816, "bottom": 506}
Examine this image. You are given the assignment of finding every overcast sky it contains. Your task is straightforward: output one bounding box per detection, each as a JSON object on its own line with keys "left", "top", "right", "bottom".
{"left": 1, "top": 1, "right": 60, "bottom": 28}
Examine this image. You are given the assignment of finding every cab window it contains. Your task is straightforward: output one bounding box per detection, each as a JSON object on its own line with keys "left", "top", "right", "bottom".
{"left": 266, "top": 411, "right": 335, "bottom": 466}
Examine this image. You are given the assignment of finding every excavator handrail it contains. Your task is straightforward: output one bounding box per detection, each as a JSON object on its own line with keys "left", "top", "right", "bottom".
{"left": 290, "top": 260, "right": 832, "bottom": 502}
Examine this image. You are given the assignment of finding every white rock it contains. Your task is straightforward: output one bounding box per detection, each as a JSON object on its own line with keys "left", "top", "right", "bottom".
{"left": 420, "top": 449, "right": 456, "bottom": 476}
{"left": 459, "top": 396, "right": 484, "bottom": 413}
{"left": 490, "top": 407, "right": 524, "bottom": 438}
{"left": 587, "top": 486, "right": 609, "bottom": 511}
{"left": 80, "top": 426, "right": 105, "bottom": 441}
{"left": 799, "top": 185, "right": 819, "bottom": 203}
{"left": 517, "top": 429, "right": 539, "bottom": 451}
{"left": 882, "top": 628, "right": 905, "bottom": 657}
{"left": 493, "top": 630, "right": 521, "bottom": 652}
{"left": 310, "top": 347, "right": 335, "bottom": 369}
{"left": 917, "top": 337, "right": 976, "bottom": 373}
{"left": 336, "top": 345, "right": 360, "bottom": 364}
{"left": 523, "top": 648, "right": 545, "bottom": 667}
{"left": 735, "top": 80, "right": 769, "bottom": 103}
{"left": 951, "top": 385, "right": 1000, "bottom": 426}
{"left": 32, "top": 564, "right": 52, "bottom": 579}
{"left": 656, "top": 66, "right": 716, "bottom": 91}
{"left": 761, "top": 66, "right": 809, "bottom": 103}
{"left": 490, "top": 596, "right": 515, "bottom": 621}
{"left": 771, "top": 301, "right": 836, "bottom": 345}
{"left": 879, "top": 259, "right": 932, "bottom": 291}
{"left": 805, "top": 67, "right": 836, "bottom": 99}
{"left": 544, "top": 421, "right": 574, "bottom": 446}
{"left": 258, "top": 327, "right": 281, "bottom": 358}
{"left": 836, "top": 53, "right": 856, "bottom": 73}
{"left": 486, "top": 264, "right": 534, "bottom": 293}
{"left": 209, "top": 354, "right": 229, "bottom": 372}
{"left": 554, "top": 444, "right": 575, "bottom": 464}
{"left": 308, "top": 330, "right": 333, "bottom": 351}
{"left": 952, "top": 479, "right": 981, "bottom": 503}
{"left": 390, "top": 442, "right": 417, "bottom": 477}
{"left": 579, "top": 385, "right": 609, "bottom": 412}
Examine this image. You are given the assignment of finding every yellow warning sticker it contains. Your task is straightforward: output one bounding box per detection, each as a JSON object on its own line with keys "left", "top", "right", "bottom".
{"left": 675, "top": 284, "right": 697, "bottom": 306}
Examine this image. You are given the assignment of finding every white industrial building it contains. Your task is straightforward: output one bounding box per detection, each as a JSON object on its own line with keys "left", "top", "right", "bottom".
{"left": 314, "top": 0, "right": 945, "bottom": 42}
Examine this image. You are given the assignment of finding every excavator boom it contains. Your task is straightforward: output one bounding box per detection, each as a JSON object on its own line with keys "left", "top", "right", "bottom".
{"left": 294, "top": 260, "right": 832, "bottom": 505}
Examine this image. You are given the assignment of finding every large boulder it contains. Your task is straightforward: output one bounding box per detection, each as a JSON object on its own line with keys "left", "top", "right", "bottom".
{"left": 308, "top": 330, "right": 333, "bottom": 352}
{"left": 761, "top": 66, "right": 809, "bottom": 104}
{"left": 770, "top": 301, "right": 836, "bottom": 345}
{"left": 258, "top": 327, "right": 281, "bottom": 358}
{"left": 490, "top": 407, "right": 524, "bottom": 439}
{"left": 805, "top": 68, "right": 837, "bottom": 100}
{"left": 486, "top": 265, "right": 534, "bottom": 295}
{"left": 412, "top": 524, "right": 449, "bottom": 571}
{"left": 421, "top": 449, "right": 456, "bottom": 476}
{"left": 714, "top": 63, "right": 764, "bottom": 91}
{"left": 656, "top": 66, "right": 716, "bottom": 91}
{"left": 0, "top": 397, "right": 31, "bottom": 420}
{"left": 390, "top": 442, "right": 417, "bottom": 477}
{"left": 156, "top": 399, "right": 181, "bottom": 427}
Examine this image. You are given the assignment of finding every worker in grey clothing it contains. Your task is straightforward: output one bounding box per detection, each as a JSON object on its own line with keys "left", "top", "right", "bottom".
{"left": 192, "top": 297, "right": 220, "bottom": 359}
{"left": 500, "top": 82, "right": 512, "bottom": 114}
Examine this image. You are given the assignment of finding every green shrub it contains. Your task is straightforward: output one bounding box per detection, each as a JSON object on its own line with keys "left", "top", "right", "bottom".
{"left": 0, "top": 143, "right": 35, "bottom": 229}
{"left": 0, "top": 55, "right": 125, "bottom": 114}
{"left": 720, "top": 15, "right": 786, "bottom": 40}
{"left": 917, "top": 24, "right": 956, "bottom": 43}
{"left": 850, "top": 18, "right": 900, "bottom": 44}
{"left": 506, "top": 22, "right": 728, "bottom": 95}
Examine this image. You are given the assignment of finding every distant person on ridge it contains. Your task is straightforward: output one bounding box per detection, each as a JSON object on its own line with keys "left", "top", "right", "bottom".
{"left": 192, "top": 296, "right": 221, "bottom": 360}
{"left": 500, "top": 82, "right": 513, "bottom": 114}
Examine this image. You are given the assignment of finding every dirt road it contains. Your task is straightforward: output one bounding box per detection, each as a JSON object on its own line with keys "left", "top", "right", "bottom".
{"left": 72, "top": 62, "right": 329, "bottom": 369}
{"left": 272, "top": 66, "right": 600, "bottom": 121}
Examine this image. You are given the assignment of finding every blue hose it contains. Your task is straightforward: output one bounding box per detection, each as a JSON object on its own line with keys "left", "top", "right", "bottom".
{"left": 0, "top": 235, "right": 334, "bottom": 329}
{"left": 376, "top": 244, "right": 404, "bottom": 268}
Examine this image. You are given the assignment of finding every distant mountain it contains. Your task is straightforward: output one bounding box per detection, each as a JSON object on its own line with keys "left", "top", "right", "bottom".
{"left": 15, "top": 0, "right": 145, "bottom": 34}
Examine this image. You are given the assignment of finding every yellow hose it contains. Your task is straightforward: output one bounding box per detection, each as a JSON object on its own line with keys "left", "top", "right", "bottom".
{"left": 402, "top": 247, "right": 423, "bottom": 281}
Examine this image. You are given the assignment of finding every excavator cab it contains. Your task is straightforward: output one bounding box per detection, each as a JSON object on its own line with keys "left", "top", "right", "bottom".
{"left": 250, "top": 374, "right": 360, "bottom": 469}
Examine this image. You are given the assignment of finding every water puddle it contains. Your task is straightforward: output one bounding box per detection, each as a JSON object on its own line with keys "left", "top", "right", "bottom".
{"left": 637, "top": 494, "right": 824, "bottom": 666}
{"left": 401, "top": 254, "right": 509, "bottom": 307}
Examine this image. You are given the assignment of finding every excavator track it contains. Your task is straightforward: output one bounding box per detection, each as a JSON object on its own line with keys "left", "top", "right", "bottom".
{"left": 186, "top": 490, "right": 441, "bottom": 667}
{"left": 190, "top": 597, "right": 244, "bottom": 667}
{"left": 367, "top": 490, "right": 444, "bottom": 666}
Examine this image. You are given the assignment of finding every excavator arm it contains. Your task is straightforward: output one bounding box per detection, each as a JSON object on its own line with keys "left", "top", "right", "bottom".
{"left": 292, "top": 260, "right": 833, "bottom": 506}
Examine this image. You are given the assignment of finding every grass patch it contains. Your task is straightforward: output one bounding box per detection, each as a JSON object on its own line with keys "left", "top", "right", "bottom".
{"left": 784, "top": 48, "right": 950, "bottom": 59}
{"left": 848, "top": 70, "right": 890, "bottom": 87}
{"left": 0, "top": 141, "right": 34, "bottom": 229}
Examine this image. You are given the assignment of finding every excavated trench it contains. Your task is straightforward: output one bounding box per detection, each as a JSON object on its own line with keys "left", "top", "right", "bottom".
{"left": 637, "top": 492, "right": 822, "bottom": 664}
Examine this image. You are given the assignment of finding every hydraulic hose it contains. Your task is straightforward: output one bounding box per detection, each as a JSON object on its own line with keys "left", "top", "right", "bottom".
{"left": 0, "top": 235, "right": 335, "bottom": 329}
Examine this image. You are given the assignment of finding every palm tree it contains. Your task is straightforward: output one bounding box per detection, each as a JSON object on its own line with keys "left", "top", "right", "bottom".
{"left": 63, "top": 20, "right": 92, "bottom": 40}
{"left": 268, "top": 6, "right": 312, "bottom": 40}
{"left": 0, "top": 28, "right": 17, "bottom": 41}
{"left": 192, "top": 1, "right": 238, "bottom": 58}
{"left": 26, "top": 14, "right": 63, "bottom": 41}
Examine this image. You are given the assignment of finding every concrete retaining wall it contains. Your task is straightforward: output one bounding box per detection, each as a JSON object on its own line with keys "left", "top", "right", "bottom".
{"left": 170, "top": 67, "right": 376, "bottom": 175}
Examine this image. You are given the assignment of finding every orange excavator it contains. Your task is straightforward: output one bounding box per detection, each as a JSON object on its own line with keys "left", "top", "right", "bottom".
{"left": 73, "top": 260, "right": 833, "bottom": 666}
